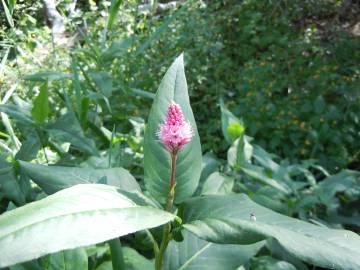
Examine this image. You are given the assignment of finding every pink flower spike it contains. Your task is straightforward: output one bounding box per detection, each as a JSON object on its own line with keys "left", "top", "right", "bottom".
{"left": 158, "top": 102, "right": 193, "bottom": 153}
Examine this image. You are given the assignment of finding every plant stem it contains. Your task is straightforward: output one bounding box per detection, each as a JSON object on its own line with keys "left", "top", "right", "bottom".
{"left": 109, "top": 238, "right": 126, "bottom": 270}
{"left": 167, "top": 152, "right": 177, "bottom": 211}
{"left": 155, "top": 152, "right": 177, "bottom": 270}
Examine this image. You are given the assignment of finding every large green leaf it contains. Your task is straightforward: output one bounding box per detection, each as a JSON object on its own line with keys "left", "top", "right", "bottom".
{"left": 164, "top": 230, "right": 262, "bottom": 270}
{"left": 144, "top": 54, "right": 202, "bottom": 204}
{"left": 47, "top": 248, "right": 88, "bottom": 270}
{"left": 0, "top": 184, "right": 175, "bottom": 268}
{"left": 18, "top": 161, "right": 140, "bottom": 194}
{"left": 181, "top": 194, "right": 360, "bottom": 270}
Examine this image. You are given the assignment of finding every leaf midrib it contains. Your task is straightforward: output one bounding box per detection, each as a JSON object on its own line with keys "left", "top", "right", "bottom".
{"left": 177, "top": 242, "right": 212, "bottom": 270}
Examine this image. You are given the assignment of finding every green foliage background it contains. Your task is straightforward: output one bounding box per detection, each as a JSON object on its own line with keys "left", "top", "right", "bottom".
{"left": 0, "top": 0, "right": 360, "bottom": 269}
{"left": 1, "top": 0, "right": 359, "bottom": 170}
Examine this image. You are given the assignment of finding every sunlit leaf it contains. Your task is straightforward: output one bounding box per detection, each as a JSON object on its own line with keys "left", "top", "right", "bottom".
{"left": 0, "top": 184, "right": 175, "bottom": 268}
{"left": 144, "top": 54, "right": 202, "bottom": 204}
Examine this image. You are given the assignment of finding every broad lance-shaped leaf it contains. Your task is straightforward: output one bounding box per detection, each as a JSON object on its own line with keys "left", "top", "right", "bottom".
{"left": 0, "top": 184, "right": 176, "bottom": 268}
{"left": 18, "top": 160, "right": 140, "bottom": 194}
{"left": 164, "top": 230, "right": 263, "bottom": 270}
{"left": 180, "top": 194, "right": 360, "bottom": 270}
{"left": 144, "top": 54, "right": 202, "bottom": 204}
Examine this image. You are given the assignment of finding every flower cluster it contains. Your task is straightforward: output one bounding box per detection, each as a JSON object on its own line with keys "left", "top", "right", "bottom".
{"left": 158, "top": 102, "right": 193, "bottom": 153}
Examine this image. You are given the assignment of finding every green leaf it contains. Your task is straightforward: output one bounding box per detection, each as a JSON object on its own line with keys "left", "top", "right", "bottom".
{"left": 195, "top": 152, "right": 221, "bottom": 196}
{"left": 0, "top": 160, "right": 25, "bottom": 205}
{"left": 95, "top": 247, "right": 153, "bottom": 270}
{"left": 181, "top": 194, "right": 360, "bottom": 270}
{"left": 7, "top": 0, "right": 16, "bottom": 15}
{"left": 96, "top": 261, "right": 112, "bottom": 270}
{"left": 48, "top": 248, "right": 88, "bottom": 270}
{"left": 107, "top": 0, "right": 123, "bottom": 31}
{"left": 48, "top": 112, "right": 99, "bottom": 156}
{"left": 252, "top": 145, "right": 280, "bottom": 172}
{"left": 316, "top": 170, "right": 360, "bottom": 205}
{"left": 70, "top": 60, "right": 82, "bottom": 116}
{"left": 130, "top": 88, "right": 155, "bottom": 100}
{"left": 164, "top": 230, "right": 262, "bottom": 270}
{"left": 9, "top": 260, "right": 42, "bottom": 270}
{"left": 241, "top": 163, "right": 291, "bottom": 194}
{"left": 79, "top": 97, "right": 90, "bottom": 127}
{"left": 101, "top": 39, "right": 132, "bottom": 63}
{"left": 122, "top": 246, "right": 154, "bottom": 270}
{"left": 15, "top": 135, "right": 41, "bottom": 161}
{"left": 250, "top": 256, "right": 297, "bottom": 270}
{"left": 18, "top": 161, "right": 140, "bottom": 194}
{"left": 32, "top": 83, "right": 49, "bottom": 124}
{"left": 1, "top": 0, "right": 14, "bottom": 27}
{"left": 200, "top": 152, "right": 220, "bottom": 183}
{"left": 0, "top": 104, "right": 34, "bottom": 125}
{"left": 144, "top": 54, "right": 202, "bottom": 204}
{"left": 23, "top": 72, "right": 72, "bottom": 82}
{"left": 0, "top": 184, "right": 175, "bottom": 268}
{"left": 89, "top": 72, "right": 113, "bottom": 97}
{"left": 227, "top": 135, "right": 253, "bottom": 168}
{"left": 201, "top": 172, "right": 234, "bottom": 195}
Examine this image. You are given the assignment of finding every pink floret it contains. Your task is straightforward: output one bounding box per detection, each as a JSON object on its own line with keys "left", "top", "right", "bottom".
{"left": 158, "top": 102, "right": 193, "bottom": 153}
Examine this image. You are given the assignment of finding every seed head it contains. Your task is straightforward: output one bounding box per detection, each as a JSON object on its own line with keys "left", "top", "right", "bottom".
{"left": 158, "top": 102, "right": 193, "bottom": 153}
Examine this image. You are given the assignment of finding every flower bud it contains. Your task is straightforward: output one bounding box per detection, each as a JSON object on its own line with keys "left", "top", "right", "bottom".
{"left": 158, "top": 102, "right": 193, "bottom": 153}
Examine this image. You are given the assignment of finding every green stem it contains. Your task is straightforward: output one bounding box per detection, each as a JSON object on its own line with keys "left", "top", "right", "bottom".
{"left": 146, "top": 229, "right": 160, "bottom": 256}
{"left": 155, "top": 152, "right": 177, "bottom": 270}
{"left": 109, "top": 238, "right": 126, "bottom": 270}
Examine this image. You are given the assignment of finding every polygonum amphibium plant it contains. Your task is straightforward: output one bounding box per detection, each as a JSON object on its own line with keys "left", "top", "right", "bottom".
{"left": 154, "top": 101, "right": 193, "bottom": 269}
{"left": 0, "top": 55, "right": 359, "bottom": 270}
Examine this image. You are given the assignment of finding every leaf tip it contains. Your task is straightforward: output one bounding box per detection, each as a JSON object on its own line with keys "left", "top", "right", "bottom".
{"left": 176, "top": 53, "right": 184, "bottom": 65}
